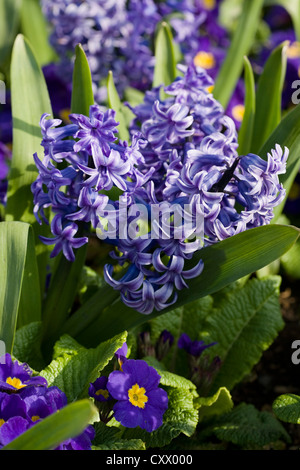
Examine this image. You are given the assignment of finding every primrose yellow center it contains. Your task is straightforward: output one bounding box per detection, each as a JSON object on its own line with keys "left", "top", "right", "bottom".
{"left": 128, "top": 383, "right": 148, "bottom": 409}
{"left": 287, "top": 42, "right": 300, "bottom": 59}
{"left": 59, "top": 108, "right": 71, "bottom": 123}
{"left": 232, "top": 104, "right": 245, "bottom": 122}
{"left": 6, "top": 377, "right": 26, "bottom": 390}
{"left": 31, "top": 416, "right": 40, "bottom": 423}
{"left": 194, "top": 51, "right": 216, "bottom": 69}
{"left": 206, "top": 85, "right": 214, "bottom": 94}
{"left": 95, "top": 389, "right": 109, "bottom": 399}
{"left": 202, "top": 0, "right": 216, "bottom": 10}
{"left": 0, "top": 419, "right": 5, "bottom": 427}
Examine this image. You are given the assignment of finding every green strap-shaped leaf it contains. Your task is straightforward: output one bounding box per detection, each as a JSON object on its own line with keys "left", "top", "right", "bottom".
{"left": 41, "top": 45, "right": 94, "bottom": 356}
{"left": 258, "top": 100, "right": 300, "bottom": 221}
{"left": 71, "top": 44, "right": 94, "bottom": 116}
{"left": 152, "top": 21, "right": 177, "bottom": 96}
{"left": 61, "top": 224, "right": 300, "bottom": 346}
{"left": 251, "top": 41, "right": 288, "bottom": 154}
{"left": 2, "top": 399, "right": 97, "bottom": 450}
{"left": 0, "top": 221, "right": 36, "bottom": 354}
{"left": 237, "top": 56, "right": 256, "bottom": 155}
{"left": 6, "top": 34, "right": 53, "bottom": 290}
{"left": 213, "top": 0, "right": 264, "bottom": 109}
{"left": 0, "top": 0, "right": 22, "bottom": 72}
{"left": 107, "top": 70, "right": 132, "bottom": 142}
{"left": 20, "top": 0, "right": 57, "bottom": 67}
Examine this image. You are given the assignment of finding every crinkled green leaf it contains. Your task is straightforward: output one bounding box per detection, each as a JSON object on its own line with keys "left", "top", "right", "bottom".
{"left": 13, "top": 321, "right": 44, "bottom": 371}
{"left": 2, "top": 399, "right": 97, "bottom": 451}
{"left": 195, "top": 387, "right": 234, "bottom": 421}
{"left": 200, "top": 276, "right": 284, "bottom": 392}
{"left": 40, "top": 332, "right": 127, "bottom": 402}
{"left": 273, "top": 393, "right": 300, "bottom": 424}
{"left": 143, "top": 356, "right": 197, "bottom": 392}
{"left": 200, "top": 403, "right": 291, "bottom": 448}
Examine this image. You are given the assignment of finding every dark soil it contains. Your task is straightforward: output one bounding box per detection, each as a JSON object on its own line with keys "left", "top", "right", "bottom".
{"left": 231, "top": 278, "right": 300, "bottom": 449}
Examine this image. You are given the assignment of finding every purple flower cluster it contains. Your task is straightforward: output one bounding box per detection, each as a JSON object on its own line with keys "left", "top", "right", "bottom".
{"left": 32, "top": 64, "right": 288, "bottom": 315}
{"left": 0, "top": 354, "right": 95, "bottom": 449}
{"left": 89, "top": 343, "right": 168, "bottom": 432}
{"left": 41, "top": 0, "right": 227, "bottom": 102}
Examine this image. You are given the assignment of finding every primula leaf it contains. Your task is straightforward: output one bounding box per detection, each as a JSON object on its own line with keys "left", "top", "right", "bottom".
{"left": 20, "top": 0, "right": 57, "bottom": 67}
{"left": 40, "top": 332, "right": 127, "bottom": 402}
{"left": 198, "top": 276, "right": 284, "bottom": 392}
{"left": 65, "top": 224, "right": 300, "bottom": 346}
{"left": 200, "top": 403, "right": 291, "bottom": 448}
{"left": 251, "top": 41, "right": 288, "bottom": 154}
{"left": 196, "top": 387, "right": 234, "bottom": 421}
{"left": 213, "top": 0, "right": 264, "bottom": 108}
{"left": 273, "top": 393, "right": 300, "bottom": 424}
{"left": 0, "top": 221, "right": 38, "bottom": 355}
{"left": 153, "top": 21, "right": 178, "bottom": 97}
{"left": 237, "top": 56, "right": 256, "bottom": 155}
{"left": 2, "top": 399, "right": 97, "bottom": 451}
{"left": 0, "top": 0, "right": 22, "bottom": 72}
{"left": 13, "top": 321, "right": 45, "bottom": 372}
{"left": 5, "top": 34, "right": 53, "bottom": 290}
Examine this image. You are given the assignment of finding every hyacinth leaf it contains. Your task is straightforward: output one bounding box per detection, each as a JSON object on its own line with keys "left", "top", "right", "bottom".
{"left": 0, "top": 0, "right": 22, "bottom": 71}
{"left": 41, "top": 46, "right": 95, "bottom": 355}
{"left": 2, "top": 399, "right": 97, "bottom": 450}
{"left": 273, "top": 394, "right": 300, "bottom": 424}
{"left": 251, "top": 41, "right": 288, "bottom": 154}
{"left": 60, "top": 224, "right": 300, "bottom": 347}
{"left": 213, "top": 0, "right": 264, "bottom": 109}
{"left": 237, "top": 56, "right": 256, "bottom": 156}
{"left": 0, "top": 222, "right": 40, "bottom": 355}
{"left": 20, "top": 0, "right": 57, "bottom": 67}
{"left": 5, "top": 34, "right": 53, "bottom": 292}
{"left": 258, "top": 99, "right": 300, "bottom": 221}
{"left": 71, "top": 44, "right": 94, "bottom": 117}
{"left": 107, "top": 70, "right": 133, "bottom": 142}
{"left": 153, "top": 21, "right": 178, "bottom": 98}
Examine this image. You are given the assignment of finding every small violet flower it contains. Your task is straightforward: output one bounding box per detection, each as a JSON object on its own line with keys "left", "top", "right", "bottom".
{"left": 107, "top": 359, "right": 168, "bottom": 432}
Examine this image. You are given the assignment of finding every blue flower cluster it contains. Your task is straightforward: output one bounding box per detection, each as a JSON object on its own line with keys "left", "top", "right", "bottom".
{"left": 0, "top": 354, "right": 94, "bottom": 449}
{"left": 0, "top": 142, "right": 11, "bottom": 206}
{"left": 32, "top": 64, "right": 288, "bottom": 315}
{"left": 41, "top": 0, "right": 227, "bottom": 101}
